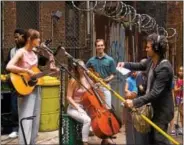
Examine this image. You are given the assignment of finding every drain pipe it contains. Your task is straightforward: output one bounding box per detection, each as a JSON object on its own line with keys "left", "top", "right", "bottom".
{"left": 90, "top": 3, "right": 95, "bottom": 56}
{"left": 87, "top": 1, "right": 90, "bottom": 35}
{"left": 2, "top": 1, "right": 5, "bottom": 61}
{"left": 86, "top": 1, "right": 91, "bottom": 55}
{"left": 87, "top": 1, "right": 94, "bottom": 56}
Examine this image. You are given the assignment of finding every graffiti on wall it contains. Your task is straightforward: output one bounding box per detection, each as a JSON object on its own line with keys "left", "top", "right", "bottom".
{"left": 108, "top": 23, "right": 126, "bottom": 82}
{"left": 109, "top": 24, "right": 126, "bottom": 64}
{"left": 108, "top": 23, "right": 127, "bottom": 116}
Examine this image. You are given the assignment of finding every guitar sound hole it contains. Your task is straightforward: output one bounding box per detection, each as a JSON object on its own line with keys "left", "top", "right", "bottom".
{"left": 28, "top": 78, "right": 38, "bottom": 86}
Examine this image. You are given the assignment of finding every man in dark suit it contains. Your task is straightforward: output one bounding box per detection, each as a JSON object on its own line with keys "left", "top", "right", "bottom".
{"left": 117, "top": 33, "right": 174, "bottom": 145}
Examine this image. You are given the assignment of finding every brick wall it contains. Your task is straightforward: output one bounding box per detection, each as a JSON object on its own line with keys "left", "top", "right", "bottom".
{"left": 2, "top": 1, "right": 65, "bottom": 62}
{"left": 39, "top": 1, "right": 65, "bottom": 48}
{"left": 136, "top": 1, "right": 167, "bottom": 27}
{"left": 166, "top": 1, "right": 183, "bottom": 73}
{"left": 3, "top": 1, "right": 182, "bottom": 70}
{"left": 3, "top": 1, "right": 16, "bottom": 59}
{"left": 2, "top": 1, "right": 91, "bottom": 66}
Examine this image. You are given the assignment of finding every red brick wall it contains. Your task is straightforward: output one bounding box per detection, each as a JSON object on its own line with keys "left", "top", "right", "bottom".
{"left": 2, "top": 1, "right": 65, "bottom": 62}
{"left": 39, "top": 1, "right": 65, "bottom": 48}
{"left": 166, "top": 1, "right": 183, "bottom": 73}
{"left": 3, "top": 1, "right": 16, "bottom": 58}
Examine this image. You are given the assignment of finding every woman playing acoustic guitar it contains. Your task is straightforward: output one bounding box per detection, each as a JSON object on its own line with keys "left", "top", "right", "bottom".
{"left": 6, "top": 29, "right": 58, "bottom": 144}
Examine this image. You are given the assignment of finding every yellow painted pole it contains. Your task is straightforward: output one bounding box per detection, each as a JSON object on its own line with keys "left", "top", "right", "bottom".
{"left": 87, "top": 71, "right": 180, "bottom": 145}
{"left": 141, "top": 114, "right": 180, "bottom": 145}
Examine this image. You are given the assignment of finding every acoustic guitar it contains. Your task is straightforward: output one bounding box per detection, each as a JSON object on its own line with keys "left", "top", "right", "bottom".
{"left": 10, "top": 66, "right": 51, "bottom": 96}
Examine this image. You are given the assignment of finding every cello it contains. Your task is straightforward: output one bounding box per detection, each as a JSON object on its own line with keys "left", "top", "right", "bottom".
{"left": 81, "top": 72, "right": 121, "bottom": 139}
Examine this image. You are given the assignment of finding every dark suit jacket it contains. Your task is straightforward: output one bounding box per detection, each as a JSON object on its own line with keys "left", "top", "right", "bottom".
{"left": 124, "top": 58, "right": 174, "bottom": 124}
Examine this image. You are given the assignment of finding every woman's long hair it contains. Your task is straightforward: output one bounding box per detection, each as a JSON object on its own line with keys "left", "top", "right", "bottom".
{"left": 70, "top": 59, "right": 85, "bottom": 88}
{"left": 26, "top": 29, "right": 40, "bottom": 41}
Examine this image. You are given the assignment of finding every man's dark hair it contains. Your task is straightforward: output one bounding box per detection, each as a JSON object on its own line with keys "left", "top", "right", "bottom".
{"left": 14, "top": 28, "right": 27, "bottom": 40}
{"left": 14, "top": 28, "right": 25, "bottom": 35}
{"left": 147, "top": 33, "right": 168, "bottom": 57}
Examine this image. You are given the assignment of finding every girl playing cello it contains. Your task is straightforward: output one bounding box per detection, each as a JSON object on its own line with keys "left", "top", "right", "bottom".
{"left": 66, "top": 59, "right": 120, "bottom": 145}
{"left": 66, "top": 59, "right": 91, "bottom": 145}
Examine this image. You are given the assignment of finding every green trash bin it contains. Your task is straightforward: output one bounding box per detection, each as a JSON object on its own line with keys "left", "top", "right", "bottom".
{"left": 39, "top": 76, "right": 60, "bottom": 132}
{"left": 61, "top": 114, "right": 82, "bottom": 145}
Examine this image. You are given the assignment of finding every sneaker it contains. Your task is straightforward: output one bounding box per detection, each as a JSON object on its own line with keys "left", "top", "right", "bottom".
{"left": 8, "top": 131, "right": 18, "bottom": 138}
{"left": 89, "top": 126, "right": 93, "bottom": 132}
{"left": 170, "top": 130, "right": 176, "bottom": 135}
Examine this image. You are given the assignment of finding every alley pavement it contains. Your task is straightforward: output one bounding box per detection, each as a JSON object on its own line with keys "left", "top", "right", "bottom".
{"left": 1, "top": 108, "right": 183, "bottom": 145}
{"left": 1, "top": 126, "right": 183, "bottom": 145}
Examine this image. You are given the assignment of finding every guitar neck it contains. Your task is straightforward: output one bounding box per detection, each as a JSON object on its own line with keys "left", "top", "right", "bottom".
{"left": 33, "top": 70, "right": 50, "bottom": 79}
